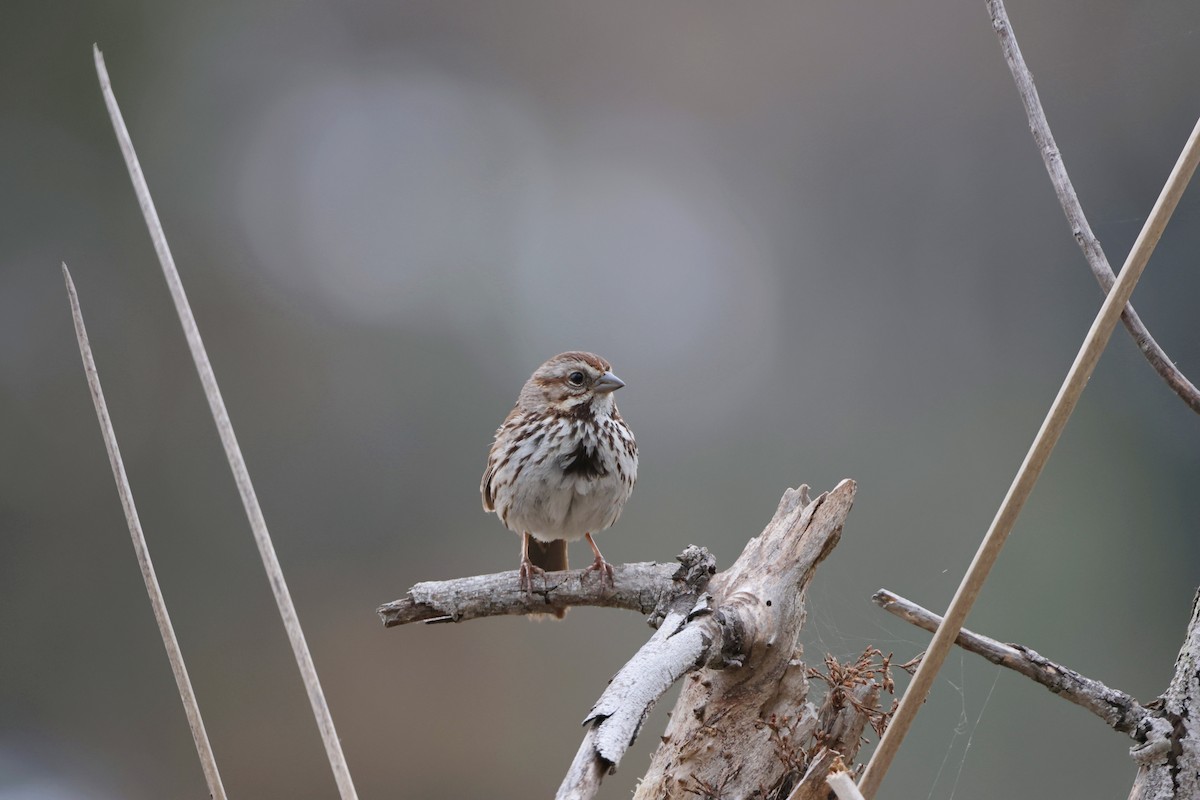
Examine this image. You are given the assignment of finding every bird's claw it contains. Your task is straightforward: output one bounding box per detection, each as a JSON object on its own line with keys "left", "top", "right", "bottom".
{"left": 585, "top": 555, "right": 615, "bottom": 589}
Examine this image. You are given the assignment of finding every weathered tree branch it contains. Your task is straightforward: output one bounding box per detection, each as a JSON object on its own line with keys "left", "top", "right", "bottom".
{"left": 987, "top": 0, "right": 1200, "bottom": 415}
{"left": 381, "top": 481, "right": 877, "bottom": 800}
{"left": 377, "top": 549, "right": 716, "bottom": 626}
{"left": 1128, "top": 588, "right": 1200, "bottom": 799}
{"left": 873, "top": 589, "right": 1155, "bottom": 738}
{"left": 631, "top": 479, "right": 859, "bottom": 799}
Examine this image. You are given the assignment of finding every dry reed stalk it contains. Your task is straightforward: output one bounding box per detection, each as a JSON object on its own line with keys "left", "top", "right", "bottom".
{"left": 64, "top": 263, "right": 227, "bottom": 800}
{"left": 93, "top": 46, "right": 359, "bottom": 800}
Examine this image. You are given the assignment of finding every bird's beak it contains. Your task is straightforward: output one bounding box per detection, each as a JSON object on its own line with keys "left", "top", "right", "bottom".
{"left": 594, "top": 371, "right": 625, "bottom": 394}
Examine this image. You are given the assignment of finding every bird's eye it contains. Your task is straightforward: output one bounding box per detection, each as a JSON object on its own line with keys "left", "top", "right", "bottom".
{"left": 568, "top": 371, "right": 585, "bottom": 386}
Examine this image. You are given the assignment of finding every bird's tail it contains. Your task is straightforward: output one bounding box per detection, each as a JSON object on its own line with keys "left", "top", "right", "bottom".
{"left": 527, "top": 537, "right": 569, "bottom": 572}
{"left": 526, "top": 537, "right": 568, "bottom": 619}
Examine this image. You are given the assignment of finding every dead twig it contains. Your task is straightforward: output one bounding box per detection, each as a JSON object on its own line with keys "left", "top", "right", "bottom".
{"left": 987, "top": 0, "right": 1200, "bottom": 414}
{"left": 377, "top": 548, "right": 715, "bottom": 626}
{"left": 873, "top": 589, "right": 1154, "bottom": 738}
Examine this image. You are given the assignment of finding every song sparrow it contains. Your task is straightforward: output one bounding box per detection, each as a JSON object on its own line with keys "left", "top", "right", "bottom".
{"left": 481, "top": 352, "right": 638, "bottom": 610}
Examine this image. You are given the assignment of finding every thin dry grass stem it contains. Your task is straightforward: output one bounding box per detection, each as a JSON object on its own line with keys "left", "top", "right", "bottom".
{"left": 806, "top": 649, "right": 897, "bottom": 740}
{"left": 766, "top": 648, "right": 895, "bottom": 800}
{"left": 987, "top": 0, "right": 1200, "bottom": 415}
{"left": 63, "top": 264, "right": 227, "bottom": 800}
{"left": 92, "top": 46, "right": 359, "bottom": 800}
{"left": 858, "top": 113, "right": 1200, "bottom": 798}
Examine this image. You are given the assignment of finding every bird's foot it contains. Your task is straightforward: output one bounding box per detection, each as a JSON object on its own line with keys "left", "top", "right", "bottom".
{"left": 583, "top": 531, "right": 614, "bottom": 589}
{"left": 519, "top": 557, "right": 546, "bottom": 598}
{"left": 584, "top": 553, "right": 615, "bottom": 588}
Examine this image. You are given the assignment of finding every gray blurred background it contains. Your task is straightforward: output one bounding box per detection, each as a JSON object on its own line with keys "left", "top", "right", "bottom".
{"left": 4, "top": 1, "right": 1200, "bottom": 798}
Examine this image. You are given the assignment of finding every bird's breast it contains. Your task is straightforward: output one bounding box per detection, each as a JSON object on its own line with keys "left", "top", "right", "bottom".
{"left": 494, "top": 417, "right": 635, "bottom": 539}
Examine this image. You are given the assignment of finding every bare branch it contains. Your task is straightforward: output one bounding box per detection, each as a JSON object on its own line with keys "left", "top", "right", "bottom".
{"left": 873, "top": 589, "right": 1154, "bottom": 738}
{"left": 377, "top": 548, "right": 716, "bottom": 626}
{"left": 987, "top": 0, "right": 1200, "bottom": 415}
{"left": 859, "top": 108, "right": 1200, "bottom": 798}
{"left": 63, "top": 264, "right": 227, "bottom": 800}
{"left": 93, "top": 46, "right": 359, "bottom": 800}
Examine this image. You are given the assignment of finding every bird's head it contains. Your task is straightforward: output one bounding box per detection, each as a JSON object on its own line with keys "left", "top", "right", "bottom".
{"left": 518, "top": 351, "right": 625, "bottom": 418}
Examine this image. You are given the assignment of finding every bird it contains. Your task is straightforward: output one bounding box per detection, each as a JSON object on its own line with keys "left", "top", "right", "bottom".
{"left": 481, "top": 352, "right": 638, "bottom": 613}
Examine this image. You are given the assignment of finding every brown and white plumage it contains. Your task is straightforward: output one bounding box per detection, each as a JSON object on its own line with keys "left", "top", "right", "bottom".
{"left": 482, "top": 352, "right": 638, "bottom": 601}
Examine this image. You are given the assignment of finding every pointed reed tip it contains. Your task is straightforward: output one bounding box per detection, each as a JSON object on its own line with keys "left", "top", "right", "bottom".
{"left": 61, "top": 263, "right": 81, "bottom": 311}
{"left": 93, "top": 44, "right": 107, "bottom": 79}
